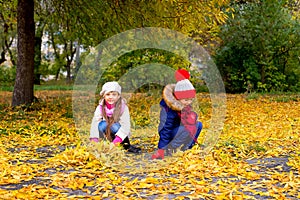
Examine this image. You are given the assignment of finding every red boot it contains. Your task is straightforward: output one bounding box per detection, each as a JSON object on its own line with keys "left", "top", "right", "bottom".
{"left": 151, "top": 149, "right": 165, "bottom": 160}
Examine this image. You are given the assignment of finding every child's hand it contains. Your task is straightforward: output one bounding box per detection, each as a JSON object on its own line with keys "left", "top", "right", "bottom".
{"left": 185, "top": 124, "right": 197, "bottom": 135}
{"left": 90, "top": 138, "right": 99, "bottom": 143}
{"left": 181, "top": 106, "right": 197, "bottom": 125}
{"left": 112, "top": 136, "right": 123, "bottom": 145}
{"left": 185, "top": 111, "right": 197, "bottom": 125}
{"left": 181, "top": 106, "right": 198, "bottom": 136}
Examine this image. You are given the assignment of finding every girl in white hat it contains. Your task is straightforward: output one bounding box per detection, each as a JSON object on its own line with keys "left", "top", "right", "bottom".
{"left": 90, "top": 81, "right": 141, "bottom": 153}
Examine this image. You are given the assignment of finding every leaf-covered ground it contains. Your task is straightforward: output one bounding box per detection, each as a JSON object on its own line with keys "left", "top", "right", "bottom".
{"left": 0, "top": 91, "right": 299, "bottom": 199}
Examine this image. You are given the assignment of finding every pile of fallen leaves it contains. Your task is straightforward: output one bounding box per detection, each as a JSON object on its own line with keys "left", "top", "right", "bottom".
{"left": 0, "top": 91, "right": 299, "bottom": 199}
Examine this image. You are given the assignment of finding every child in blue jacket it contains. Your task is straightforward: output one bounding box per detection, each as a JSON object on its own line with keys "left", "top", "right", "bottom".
{"left": 151, "top": 69, "right": 202, "bottom": 159}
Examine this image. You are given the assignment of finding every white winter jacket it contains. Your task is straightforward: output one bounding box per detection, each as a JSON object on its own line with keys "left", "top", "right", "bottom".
{"left": 89, "top": 99, "right": 131, "bottom": 141}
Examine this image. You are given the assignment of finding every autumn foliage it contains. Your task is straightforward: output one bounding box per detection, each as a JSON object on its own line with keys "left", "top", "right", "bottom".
{"left": 0, "top": 91, "right": 299, "bottom": 199}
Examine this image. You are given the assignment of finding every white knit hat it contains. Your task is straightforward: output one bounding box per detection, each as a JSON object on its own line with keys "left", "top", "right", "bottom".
{"left": 174, "top": 69, "right": 196, "bottom": 99}
{"left": 100, "top": 81, "right": 122, "bottom": 96}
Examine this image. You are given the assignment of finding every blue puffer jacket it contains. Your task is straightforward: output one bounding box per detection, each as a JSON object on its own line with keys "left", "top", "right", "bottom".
{"left": 158, "top": 84, "right": 186, "bottom": 149}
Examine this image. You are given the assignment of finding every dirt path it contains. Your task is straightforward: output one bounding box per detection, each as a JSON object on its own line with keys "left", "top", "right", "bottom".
{"left": 0, "top": 144, "right": 298, "bottom": 199}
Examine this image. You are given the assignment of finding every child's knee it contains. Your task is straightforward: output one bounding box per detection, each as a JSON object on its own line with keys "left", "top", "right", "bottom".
{"left": 110, "top": 123, "right": 121, "bottom": 133}
{"left": 197, "top": 121, "right": 203, "bottom": 131}
{"left": 98, "top": 121, "right": 107, "bottom": 132}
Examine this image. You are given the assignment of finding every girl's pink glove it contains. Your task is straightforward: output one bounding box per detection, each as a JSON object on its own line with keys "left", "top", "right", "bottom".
{"left": 112, "top": 136, "right": 123, "bottom": 145}
{"left": 90, "top": 138, "right": 99, "bottom": 143}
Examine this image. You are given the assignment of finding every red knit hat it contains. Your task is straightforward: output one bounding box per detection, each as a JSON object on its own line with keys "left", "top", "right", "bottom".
{"left": 174, "top": 69, "right": 196, "bottom": 99}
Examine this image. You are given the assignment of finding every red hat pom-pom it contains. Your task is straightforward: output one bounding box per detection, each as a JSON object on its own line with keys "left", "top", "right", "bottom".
{"left": 175, "top": 69, "right": 190, "bottom": 81}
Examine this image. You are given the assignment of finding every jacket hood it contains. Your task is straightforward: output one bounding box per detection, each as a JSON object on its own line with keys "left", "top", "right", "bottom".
{"left": 162, "top": 84, "right": 185, "bottom": 111}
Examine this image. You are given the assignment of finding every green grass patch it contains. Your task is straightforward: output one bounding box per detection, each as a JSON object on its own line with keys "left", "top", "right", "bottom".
{"left": 245, "top": 92, "right": 260, "bottom": 100}
{"left": 245, "top": 92, "right": 300, "bottom": 102}
{"left": 271, "top": 96, "right": 298, "bottom": 102}
{"left": 0, "top": 85, "right": 14, "bottom": 91}
{"left": 0, "top": 81, "right": 74, "bottom": 92}
{"left": 0, "top": 85, "right": 73, "bottom": 91}
{"left": 34, "top": 84, "right": 74, "bottom": 91}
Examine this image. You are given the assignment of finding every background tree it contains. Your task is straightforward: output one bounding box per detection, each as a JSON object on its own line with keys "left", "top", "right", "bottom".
{"left": 7, "top": 0, "right": 232, "bottom": 106}
{"left": 0, "top": 0, "right": 17, "bottom": 66}
{"left": 33, "top": 1, "right": 51, "bottom": 85}
{"left": 78, "top": 0, "right": 231, "bottom": 88}
{"left": 42, "top": 0, "right": 110, "bottom": 83}
{"left": 12, "top": 0, "right": 35, "bottom": 106}
{"left": 215, "top": 0, "right": 300, "bottom": 93}
{"left": 101, "top": 0, "right": 230, "bottom": 51}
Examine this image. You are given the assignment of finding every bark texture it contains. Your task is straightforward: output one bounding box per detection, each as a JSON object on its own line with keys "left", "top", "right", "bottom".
{"left": 12, "top": 0, "right": 35, "bottom": 106}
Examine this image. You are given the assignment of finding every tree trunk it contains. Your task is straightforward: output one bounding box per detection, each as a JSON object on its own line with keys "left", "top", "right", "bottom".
{"left": 65, "top": 61, "right": 72, "bottom": 83}
{"left": 55, "top": 67, "right": 60, "bottom": 80}
{"left": 64, "top": 42, "right": 76, "bottom": 83}
{"left": 0, "top": 21, "right": 16, "bottom": 65}
{"left": 0, "top": 50, "right": 6, "bottom": 65}
{"left": 12, "top": 0, "right": 35, "bottom": 106}
{"left": 34, "top": 35, "right": 42, "bottom": 85}
{"left": 74, "top": 41, "right": 81, "bottom": 77}
{"left": 7, "top": 45, "right": 16, "bottom": 66}
{"left": 65, "top": 65, "right": 71, "bottom": 83}
{"left": 34, "top": 21, "right": 45, "bottom": 85}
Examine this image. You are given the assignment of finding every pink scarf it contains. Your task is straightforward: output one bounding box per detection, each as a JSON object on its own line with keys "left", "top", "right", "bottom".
{"left": 99, "top": 100, "right": 126, "bottom": 118}
{"left": 105, "top": 102, "right": 115, "bottom": 117}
